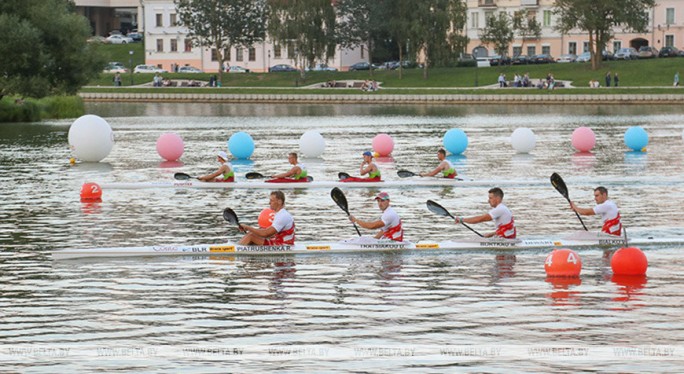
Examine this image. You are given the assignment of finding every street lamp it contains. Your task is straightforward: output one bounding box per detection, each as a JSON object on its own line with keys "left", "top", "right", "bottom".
{"left": 129, "top": 50, "right": 134, "bottom": 86}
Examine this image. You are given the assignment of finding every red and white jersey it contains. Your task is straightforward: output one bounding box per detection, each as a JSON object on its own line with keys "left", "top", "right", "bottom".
{"left": 594, "top": 200, "right": 621, "bottom": 236}
{"left": 268, "top": 208, "right": 295, "bottom": 244}
{"left": 380, "top": 206, "right": 403, "bottom": 241}
{"left": 489, "top": 203, "right": 516, "bottom": 238}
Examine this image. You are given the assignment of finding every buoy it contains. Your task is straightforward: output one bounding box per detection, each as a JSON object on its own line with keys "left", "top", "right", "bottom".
{"left": 611, "top": 247, "right": 648, "bottom": 275}
{"left": 624, "top": 126, "right": 648, "bottom": 152}
{"left": 544, "top": 249, "right": 582, "bottom": 277}
{"left": 258, "top": 208, "right": 275, "bottom": 228}
{"left": 80, "top": 182, "right": 102, "bottom": 202}
{"left": 372, "top": 133, "right": 394, "bottom": 157}
{"left": 443, "top": 128, "right": 469, "bottom": 155}
{"left": 510, "top": 127, "right": 536, "bottom": 153}
{"left": 571, "top": 126, "right": 596, "bottom": 152}
{"left": 228, "top": 131, "right": 255, "bottom": 159}
{"left": 156, "top": 133, "right": 184, "bottom": 161}
{"left": 299, "top": 130, "right": 326, "bottom": 158}
{"left": 69, "top": 157, "right": 76, "bottom": 165}
{"left": 68, "top": 115, "right": 114, "bottom": 162}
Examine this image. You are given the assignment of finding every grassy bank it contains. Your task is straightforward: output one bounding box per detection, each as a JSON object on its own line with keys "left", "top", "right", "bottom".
{"left": 0, "top": 96, "right": 84, "bottom": 122}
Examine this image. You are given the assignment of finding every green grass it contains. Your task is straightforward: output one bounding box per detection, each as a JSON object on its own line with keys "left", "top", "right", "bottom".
{"left": 0, "top": 96, "right": 83, "bottom": 122}
{"left": 96, "top": 42, "right": 145, "bottom": 68}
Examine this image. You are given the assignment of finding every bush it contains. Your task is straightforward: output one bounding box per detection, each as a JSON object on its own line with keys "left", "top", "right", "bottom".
{"left": 0, "top": 95, "right": 84, "bottom": 122}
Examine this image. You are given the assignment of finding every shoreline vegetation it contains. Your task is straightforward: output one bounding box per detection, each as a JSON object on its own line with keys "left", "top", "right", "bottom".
{"left": 0, "top": 96, "right": 84, "bottom": 123}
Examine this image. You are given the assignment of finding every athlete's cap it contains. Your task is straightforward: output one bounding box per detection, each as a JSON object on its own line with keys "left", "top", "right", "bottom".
{"left": 362, "top": 151, "right": 373, "bottom": 157}
{"left": 374, "top": 192, "right": 390, "bottom": 201}
{"left": 217, "top": 151, "right": 228, "bottom": 160}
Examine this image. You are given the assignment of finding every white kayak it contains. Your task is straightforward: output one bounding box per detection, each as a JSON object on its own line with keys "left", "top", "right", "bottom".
{"left": 52, "top": 232, "right": 681, "bottom": 260}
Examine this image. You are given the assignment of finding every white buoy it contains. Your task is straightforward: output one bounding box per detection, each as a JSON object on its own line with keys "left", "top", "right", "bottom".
{"left": 510, "top": 127, "right": 536, "bottom": 153}
{"left": 299, "top": 131, "right": 325, "bottom": 158}
{"left": 68, "top": 115, "right": 114, "bottom": 162}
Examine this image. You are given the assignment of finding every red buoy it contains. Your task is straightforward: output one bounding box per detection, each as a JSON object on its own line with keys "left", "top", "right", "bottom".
{"left": 80, "top": 182, "right": 102, "bottom": 202}
{"left": 258, "top": 208, "right": 275, "bottom": 228}
{"left": 611, "top": 247, "right": 648, "bottom": 275}
{"left": 544, "top": 249, "right": 582, "bottom": 277}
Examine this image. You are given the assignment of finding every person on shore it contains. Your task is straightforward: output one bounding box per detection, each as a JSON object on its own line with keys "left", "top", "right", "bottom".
{"left": 349, "top": 192, "right": 403, "bottom": 241}
{"left": 674, "top": 72, "right": 680, "bottom": 87}
{"left": 570, "top": 186, "right": 622, "bottom": 236}
{"left": 614, "top": 72, "right": 619, "bottom": 87}
{"left": 113, "top": 73, "right": 122, "bottom": 87}
{"left": 198, "top": 151, "right": 234, "bottom": 182}
{"left": 605, "top": 71, "right": 612, "bottom": 88}
{"left": 239, "top": 191, "right": 295, "bottom": 245}
{"left": 420, "top": 148, "right": 457, "bottom": 178}
{"left": 269, "top": 152, "right": 308, "bottom": 182}
{"left": 456, "top": 187, "right": 516, "bottom": 239}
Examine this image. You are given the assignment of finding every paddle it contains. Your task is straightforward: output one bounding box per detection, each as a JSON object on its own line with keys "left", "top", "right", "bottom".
{"left": 550, "top": 172, "right": 588, "bottom": 231}
{"left": 397, "top": 169, "right": 468, "bottom": 181}
{"left": 222, "top": 207, "right": 244, "bottom": 231}
{"left": 330, "top": 187, "right": 361, "bottom": 236}
{"left": 426, "top": 200, "right": 483, "bottom": 237}
{"left": 338, "top": 172, "right": 351, "bottom": 180}
{"left": 174, "top": 172, "right": 197, "bottom": 180}
{"left": 246, "top": 172, "right": 313, "bottom": 182}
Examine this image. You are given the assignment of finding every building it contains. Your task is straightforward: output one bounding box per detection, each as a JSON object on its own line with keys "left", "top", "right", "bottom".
{"left": 74, "top": 0, "right": 142, "bottom": 36}
{"left": 465, "top": 0, "right": 684, "bottom": 57}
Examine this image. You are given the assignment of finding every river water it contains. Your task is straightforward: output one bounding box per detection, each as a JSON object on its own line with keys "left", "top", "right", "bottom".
{"left": 1, "top": 103, "right": 683, "bottom": 372}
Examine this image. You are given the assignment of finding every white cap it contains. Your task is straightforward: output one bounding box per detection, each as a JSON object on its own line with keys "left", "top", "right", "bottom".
{"left": 217, "top": 151, "right": 228, "bottom": 160}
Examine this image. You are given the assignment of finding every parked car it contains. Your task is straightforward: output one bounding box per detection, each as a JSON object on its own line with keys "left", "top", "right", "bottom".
{"left": 576, "top": 52, "right": 591, "bottom": 63}
{"left": 601, "top": 50, "right": 615, "bottom": 60}
{"left": 106, "top": 34, "right": 133, "bottom": 44}
{"left": 227, "top": 66, "right": 250, "bottom": 73}
{"left": 638, "top": 46, "right": 659, "bottom": 59}
{"left": 530, "top": 54, "right": 555, "bottom": 64}
{"left": 103, "top": 62, "right": 127, "bottom": 73}
{"left": 87, "top": 36, "right": 107, "bottom": 44}
{"left": 614, "top": 47, "right": 638, "bottom": 60}
{"left": 127, "top": 32, "right": 143, "bottom": 42}
{"left": 489, "top": 55, "right": 511, "bottom": 66}
{"left": 268, "top": 64, "right": 298, "bottom": 72}
{"left": 659, "top": 46, "right": 681, "bottom": 57}
{"left": 306, "top": 63, "right": 337, "bottom": 72}
{"left": 178, "top": 66, "right": 202, "bottom": 73}
{"left": 511, "top": 55, "right": 530, "bottom": 65}
{"left": 134, "top": 64, "right": 168, "bottom": 73}
{"left": 557, "top": 54, "right": 577, "bottom": 63}
{"left": 349, "top": 61, "right": 374, "bottom": 71}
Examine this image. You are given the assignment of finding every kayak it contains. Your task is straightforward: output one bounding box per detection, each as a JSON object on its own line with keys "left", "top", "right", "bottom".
{"left": 52, "top": 232, "right": 680, "bottom": 260}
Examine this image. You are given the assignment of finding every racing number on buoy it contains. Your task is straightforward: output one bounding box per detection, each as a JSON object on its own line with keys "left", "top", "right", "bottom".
{"left": 566, "top": 252, "right": 578, "bottom": 264}
{"left": 91, "top": 184, "right": 100, "bottom": 194}
{"left": 545, "top": 254, "right": 553, "bottom": 267}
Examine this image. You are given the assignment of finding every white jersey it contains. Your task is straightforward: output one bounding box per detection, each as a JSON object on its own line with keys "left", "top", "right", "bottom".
{"left": 271, "top": 208, "right": 294, "bottom": 233}
{"left": 593, "top": 200, "right": 619, "bottom": 222}
{"left": 488, "top": 203, "right": 513, "bottom": 229}
{"left": 380, "top": 206, "right": 401, "bottom": 232}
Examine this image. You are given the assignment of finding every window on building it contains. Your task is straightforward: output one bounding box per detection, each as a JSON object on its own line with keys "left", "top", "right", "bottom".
{"left": 666, "top": 8, "right": 675, "bottom": 25}
{"left": 184, "top": 39, "right": 192, "bottom": 52}
{"left": 568, "top": 42, "right": 577, "bottom": 55}
{"left": 170, "top": 13, "right": 177, "bottom": 26}
{"left": 155, "top": 13, "right": 163, "bottom": 27}
{"left": 527, "top": 45, "right": 536, "bottom": 56}
{"left": 170, "top": 39, "right": 177, "bottom": 52}
{"left": 582, "top": 41, "right": 589, "bottom": 53}
{"left": 236, "top": 48, "right": 244, "bottom": 61}
{"left": 249, "top": 47, "right": 256, "bottom": 61}
{"left": 512, "top": 46, "right": 521, "bottom": 56}
{"left": 287, "top": 43, "right": 295, "bottom": 59}
{"left": 542, "top": 45, "right": 550, "bottom": 55}
{"left": 485, "top": 11, "right": 494, "bottom": 27}
{"left": 666, "top": 35, "right": 674, "bottom": 47}
{"left": 613, "top": 41, "right": 621, "bottom": 52}
{"left": 543, "top": 10, "right": 551, "bottom": 27}
{"left": 224, "top": 48, "right": 231, "bottom": 61}
{"left": 156, "top": 39, "right": 163, "bottom": 52}
{"left": 211, "top": 49, "right": 218, "bottom": 61}
{"left": 471, "top": 12, "right": 479, "bottom": 29}
{"left": 274, "top": 45, "right": 282, "bottom": 58}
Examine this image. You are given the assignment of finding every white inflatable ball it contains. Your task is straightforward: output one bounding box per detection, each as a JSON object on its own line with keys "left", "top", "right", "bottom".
{"left": 68, "top": 115, "right": 114, "bottom": 162}
{"left": 510, "top": 127, "right": 536, "bottom": 153}
{"left": 299, "top": 130, "right": 325, "bottom": 158}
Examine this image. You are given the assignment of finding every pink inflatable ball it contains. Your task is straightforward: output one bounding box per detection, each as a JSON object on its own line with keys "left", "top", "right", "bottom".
{"left": 156, "top": 133, "right": 184, "bottom": 161}
{"left": 372, "top": 133, "right": 394, "bottom": 157}
{"left": 571, "top": 127, "right": 596, "bottom": 152}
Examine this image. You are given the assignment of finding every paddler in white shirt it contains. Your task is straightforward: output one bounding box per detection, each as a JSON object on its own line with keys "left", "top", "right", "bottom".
{"left": 348, "top": 192, "right": 404, "bottom": 241}
{"left": 238, "top": 191, "right": 296, "bottom": 245}
{"left": 269, "top": 152, "right": 307, "bottom": 181}
{"left": 570, "top": 186, "right": 622, "bottom": 236}
{"left": 198, "top": 151, "right": 234, "bottom": 182}
{"left": 419, "top": 148, "right": 457, "bottom": 178}
{"left": 456, "top": 187, "right": 517, "bottom": 239}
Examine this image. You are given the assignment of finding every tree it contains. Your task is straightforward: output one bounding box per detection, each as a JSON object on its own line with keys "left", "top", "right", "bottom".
{"left": 512, "top": 9, "right": 541, "bottom": 56}
{"left": 416, "top": 0, "right": 468, "bottom": 72}
{"left": 382, "top": 0, "right": 415, "bottom": 79}
{"left": 554, "top": 0, "right": 655, "bottom": 70}
{"left": 175, "top": 0, "right": 267, "bottom": 84}
{"left": 267, "top": 0, "right": 336, "bottom": 78}
{"left": 479, "top": 12, "right": 514, "bottom": 58}
{"left": 0, "top": 0, "right": 104, "bottom": 99}
{"left": 335, "top": 0, "right": 383, "bottom": 77}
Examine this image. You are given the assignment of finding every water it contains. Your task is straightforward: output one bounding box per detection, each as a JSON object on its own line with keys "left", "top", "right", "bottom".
{"left": 1, "top": 103, "right": 683, "bottom": 371}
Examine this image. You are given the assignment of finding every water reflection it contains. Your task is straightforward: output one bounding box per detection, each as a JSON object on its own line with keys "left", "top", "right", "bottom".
{"left": 493, "top": 254, "right": 516, "bottom": 280}
{"left": 545, "top": 276, "right": 582, "bottom": 306}
{"left": 610, "top": 274, "right": 648, "bottom": 306}
{"left": 571, "top": 152, "right": 596, "bottom": 172}
{"left": 624, "top": 151, "right": 648, "bottom": 172}
{"left": 159, "top": 160, "right": 184, "bottom": 169}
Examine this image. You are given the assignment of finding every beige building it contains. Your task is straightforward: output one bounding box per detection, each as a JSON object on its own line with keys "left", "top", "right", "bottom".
{"left": 74, "top": 0, "right": 142, "bottom": 35}
{"left": 466, "top": 0, "right": 684, "bottom": 57}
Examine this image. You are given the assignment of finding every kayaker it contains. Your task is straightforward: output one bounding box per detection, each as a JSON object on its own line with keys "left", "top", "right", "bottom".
{"left": 238, "top": 191, "right": 295, "bottom": 245}
{"left": 570, "top": 186, "right": 622, "bottom": 236}
{"left": 349, "top": 191, "right": 403, "bottom": 241}
{"left": 419, "top": 148, "right": 457, "bottom": 178}
{"left": 340, "top": 151, "right": 381, "bottom": 182}
{"left": 198, "top": 151, "right": 234, "bottom": 182}
{"left": 457, "top": 187, "right": 516, "bottom": 239}
{"left": 269, "top": 152, "right": 308, "bottom": 181}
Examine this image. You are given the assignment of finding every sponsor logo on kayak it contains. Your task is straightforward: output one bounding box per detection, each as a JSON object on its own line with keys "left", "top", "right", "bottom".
{"left": 520, "top": 240, "right": 555, "bottom": 246}
{"left": 480, "top": 241, "right": 518, "bottom": 247}
{"left": 153, "top": 246, "right": 184, "bottom": 252}
{"left": 598, "top": 239, "right": 625, "bottom": 245}
{"left": 359, "top": 244, "right": 407, "bottom": 249}
{"left": 173, "top": 182, "right": 194, "bottom": 187}
{"left": 235, "top": 245, "right": 293, "bottom": 252}
{"left": 416, "top": 243, "right": 440, "bottom": 249}
{"left": 306, "top": 245, "right": 331, "bottom": 251}
{"left": 209, "top": 246, "right": 236, "bottom": 253}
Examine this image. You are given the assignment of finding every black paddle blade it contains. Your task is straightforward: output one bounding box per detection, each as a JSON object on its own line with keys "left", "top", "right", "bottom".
{"left": 550, "top": 172, "right": 570, "bottom": 200}
{"left": 338, "top": 172, "right": 351, "bottom": 180}
{"left": 245, "top": 172, "right": 264, "bottom": 180}
{"left": 174, "top": 172, "right": 192, "bottom": 180}
{"left": 306, "top": 176, "right": 314, "bottom": 182}
{"left": 331, "top": 187, "right": 349, "bottom": 213}
{"left": 397, "top": 170, "right": 416, "bottom": 178}
{"left": 222, "top": 208, "right": 240, "bottom": 226}
{"left": 426, "top": 200, "right": 454, "bottom": 219}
